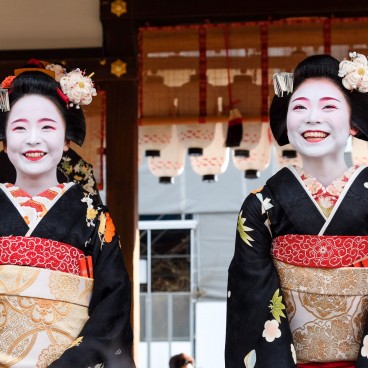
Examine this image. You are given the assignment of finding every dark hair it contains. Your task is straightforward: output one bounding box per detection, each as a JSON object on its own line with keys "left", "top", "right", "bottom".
{"left": 0, "top": 70, "right": 86, "bottom": 146}
{"left": 169, "top": 354, "right": 191, "bottom": 368}
{"left": 270, "top": 54, "right": 368, "bottom": 145}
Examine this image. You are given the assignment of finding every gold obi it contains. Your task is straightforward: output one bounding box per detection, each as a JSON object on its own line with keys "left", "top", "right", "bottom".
{"left": 0, "top": 264, "right": 93, "bottom": 367}
{"left": 274, "top": 260, "right": 368, "bottom": 363}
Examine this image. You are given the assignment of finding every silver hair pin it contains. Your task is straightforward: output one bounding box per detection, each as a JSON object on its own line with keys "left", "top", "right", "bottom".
{"left": 273, "top": 72, "right": 294, "bottom": 97}
{"left": 0, "top": 89, "right": 10, "bottom": 112}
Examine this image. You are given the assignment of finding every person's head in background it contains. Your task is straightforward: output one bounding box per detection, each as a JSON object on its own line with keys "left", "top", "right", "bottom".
{"left": 169, "top": 353, "right": 194, "bottom": 368}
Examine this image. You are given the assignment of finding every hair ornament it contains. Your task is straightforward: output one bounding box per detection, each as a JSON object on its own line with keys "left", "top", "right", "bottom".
{"left": 0, "top": 76, "right": 15, "bottom": 112}
{"left": 59, "top": 68, "right": 97, "bottom": 109}
{"left": 273, "top": 72, "right": 294, "bottom": 97}
{"left": 45, "top": 63, "right": 67, "bottom": 82}
{"left": 338, "top": 51, "right": 368, "bottom": 93}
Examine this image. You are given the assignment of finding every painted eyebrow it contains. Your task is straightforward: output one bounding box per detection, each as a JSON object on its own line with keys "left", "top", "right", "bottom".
{"left": 291, "top": 96, "right": 341, "bottom": 103}
{"left": 10, "top": 118, "right": 58, "bottom": 124}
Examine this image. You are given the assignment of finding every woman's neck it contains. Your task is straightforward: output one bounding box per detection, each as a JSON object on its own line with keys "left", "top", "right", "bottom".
{"left": 301, "top": 155, "right": 348, "bottom": 187}
{"left": 14, "top": 173, "right": 59, "bottom": 196}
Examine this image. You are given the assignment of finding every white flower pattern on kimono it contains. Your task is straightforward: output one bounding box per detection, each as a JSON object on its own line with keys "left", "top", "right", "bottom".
{"left": 237, "top": 211, "right": 254, "bottom": 247}
{"left": 361, "top": 335, "right": 368, "bottom": 357}
{"left": 255, "top": 193, "right": 273, "bottom": 234}
{"left": 262, "top": 319, "right": 281, "bottom": 342}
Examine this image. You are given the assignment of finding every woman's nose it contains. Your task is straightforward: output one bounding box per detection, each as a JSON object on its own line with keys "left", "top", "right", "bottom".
{"left": 25, "top": 128, "right": 41, "bottom": 145}
{"left": 307, "top": 107, "right": 321, "bottom": 124}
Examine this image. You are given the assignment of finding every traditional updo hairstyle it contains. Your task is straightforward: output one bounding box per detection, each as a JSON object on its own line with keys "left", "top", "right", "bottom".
{"left": 270, "top": 54, "right": 368, "bottom": 146}
{"left": 0, "top": 69, "right": 86, "bottom": 146}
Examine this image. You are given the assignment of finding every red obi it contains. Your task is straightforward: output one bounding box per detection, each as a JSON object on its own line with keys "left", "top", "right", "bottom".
{"left": 272, "top": 234, "right": 368, "bottom": 268}
{"left": 0, "top": 236, "right": 84, "bottom": 275}
{"left": 298, "top": 363, "right": 354, "bottom": 368}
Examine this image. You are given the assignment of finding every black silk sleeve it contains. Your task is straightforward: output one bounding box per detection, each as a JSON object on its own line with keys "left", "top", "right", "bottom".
{"left": 225, "top": 192, "right": 296, "bottom": 368}
{"left": 49, "top": 210, "right": 135, "bottom": 368}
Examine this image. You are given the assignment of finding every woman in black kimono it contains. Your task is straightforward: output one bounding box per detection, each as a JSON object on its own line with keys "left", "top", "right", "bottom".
{"left": 226, "top": 53, "right": 368, "bottom": 368}
{"left": 0, "top": 64, "right": 135, "bottom": 367}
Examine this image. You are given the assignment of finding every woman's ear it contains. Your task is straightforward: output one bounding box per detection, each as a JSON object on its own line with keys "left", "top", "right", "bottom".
{"left": 350, "top": 126, "right": 359, "bottom": 136}
{"left": 64, "top": 139, "right": 70, "bottom": 152}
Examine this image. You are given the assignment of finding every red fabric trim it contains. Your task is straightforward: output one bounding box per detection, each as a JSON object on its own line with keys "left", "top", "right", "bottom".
{"left": 0, "top": 236, "right": 84, "bottom": 275}
{"left": 56, "top": 87, "right": 69, "bottom": 106}
{"left": 298, "top": 362, "right": 354, "bottom": 368}
{"left": 272, "top": 234, "right": 368, "bottom": 268}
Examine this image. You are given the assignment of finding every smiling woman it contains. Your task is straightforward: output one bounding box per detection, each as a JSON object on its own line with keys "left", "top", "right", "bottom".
{"left": 225, "top": 53, "right": 368, "bottom": 368}
{"left": 0, "top": 63, "right": 135, "bottom": 367}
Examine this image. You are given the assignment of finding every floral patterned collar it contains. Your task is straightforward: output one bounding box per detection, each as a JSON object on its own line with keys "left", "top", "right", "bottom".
{"left": 2, "top": 182, "right": 74, "bottom": 228}
{"left": 294, "top": 165, "right": 359, "bottom": 218}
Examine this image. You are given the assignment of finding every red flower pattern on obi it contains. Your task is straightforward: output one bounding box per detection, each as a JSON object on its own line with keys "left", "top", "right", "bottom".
{"left": 0, "top": 236, "right": 84, "bottom": 274}
{"left": 272, "top": 234, "right": 368, "bottom": 268}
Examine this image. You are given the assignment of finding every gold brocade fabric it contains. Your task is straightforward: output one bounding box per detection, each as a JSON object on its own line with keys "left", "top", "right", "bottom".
{"left": 0, "top": 264, "right": 93, "bottom": 367}
{"left": 274, "top": 260, "right": 368, "bottom": 363}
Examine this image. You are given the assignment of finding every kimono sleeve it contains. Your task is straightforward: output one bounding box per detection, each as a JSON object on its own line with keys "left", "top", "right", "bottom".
{"left": 225, "top": 191, "right": 296, "bottom": 367}
{"left": 49, "top": 209, "right": 135, "bottom": 368}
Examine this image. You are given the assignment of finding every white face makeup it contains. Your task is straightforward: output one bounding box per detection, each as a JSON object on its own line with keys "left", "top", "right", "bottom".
{"left": 286, "top": 78, "right": 351, "bottom": 161}
{"left": 5, "top": 95, "right": 69, "bottom": 187}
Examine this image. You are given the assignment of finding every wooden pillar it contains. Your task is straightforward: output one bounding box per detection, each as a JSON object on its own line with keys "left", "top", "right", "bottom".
{"left": 100, "top": 0, "right": 140, "bottom": 362}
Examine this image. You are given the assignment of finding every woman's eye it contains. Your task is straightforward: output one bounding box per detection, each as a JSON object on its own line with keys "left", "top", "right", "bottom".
{"left": 12, "top": 126, "right": 26, "bottom": 131}
{"left": 42, "top": 125, "right": 56, "bottom": 130}
{"left": 293, "top": 105, "right": 306, "bottom": 110}
{"left": 323, "top": 104, "right": 337, "bottom": 109}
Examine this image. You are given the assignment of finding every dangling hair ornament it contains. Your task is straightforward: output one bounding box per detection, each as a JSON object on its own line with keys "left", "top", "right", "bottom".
{"left": 59, "top": 68, "right": 97, "bottom": 109}
{"left": 273, "top": 72, "right": 294, "bottom": 97}
{"left": 0, "top": 75, "right": 15, "bottom": 112}
{"left": 338, "top": 51, "right": 368, "bottom": 93}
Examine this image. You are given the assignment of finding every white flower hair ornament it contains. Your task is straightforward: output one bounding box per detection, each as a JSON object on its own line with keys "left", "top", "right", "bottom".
{"left": 59, "top": 68, "right": 97, "bottom": 108}
{"left": 338, "top": 52, "right": 368, "bottom": 93}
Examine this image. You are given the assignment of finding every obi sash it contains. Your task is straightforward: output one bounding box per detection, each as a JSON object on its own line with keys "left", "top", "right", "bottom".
{"left": 0, "top": 265, "right": 93, "bottom": 367}
{"left": 0, "top": 236, "right": 94, "bottom": 367}
{"left": 0, "top": 236, "right": 85, "bottom": 275}
{"left": 272, "top": 235, "right": 368, "bottom": 364}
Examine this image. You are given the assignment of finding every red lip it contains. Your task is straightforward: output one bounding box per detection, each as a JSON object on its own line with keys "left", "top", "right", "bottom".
{"left": 302, "top": 130, "right": 329, "bottom": 143}
{"left": 23, "top": 150, "right": 46, "bottom": 161}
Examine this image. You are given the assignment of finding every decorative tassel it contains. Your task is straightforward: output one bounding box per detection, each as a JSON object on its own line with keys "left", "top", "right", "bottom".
{"left": 225, "top": 108, "right": 243, "bottom": 147}
{"left": 0, "top": 89, "right": 10, "bottom": 112}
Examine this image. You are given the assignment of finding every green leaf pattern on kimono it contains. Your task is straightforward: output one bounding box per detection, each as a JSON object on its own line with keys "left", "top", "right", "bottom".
{"left": 237, "top": 211, "right": 255, "bottom": 247}
{"left": 269, "top": 288, "right": 286, "bottom": 323}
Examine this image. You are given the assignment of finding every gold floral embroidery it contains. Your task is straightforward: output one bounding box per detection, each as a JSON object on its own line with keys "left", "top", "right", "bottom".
{"left": 49, "top": 273, "right": 80, "bottom": 301}
{"left": 275, "top": 260, "right": 368, "bottom": 362}
{"left": 19, "top": 297, "right": 70, "bottom": 325}
{"left": 65, "top": 336, "right": 83, "bottom": 350}
{"left": 36, "top": 343, "right": 69, "bottom": 368}
{"left": 81, "top": 194, "right": 98, "bottom": 227}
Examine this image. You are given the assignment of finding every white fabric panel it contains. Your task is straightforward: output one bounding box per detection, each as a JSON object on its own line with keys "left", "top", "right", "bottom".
{"left": 196, "top": 213, "right": 237, "bottom": 300}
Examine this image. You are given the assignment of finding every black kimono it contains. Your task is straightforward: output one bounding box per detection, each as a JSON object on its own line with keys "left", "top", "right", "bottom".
{"left": 225, "top": 166, "right": 368, "bottom": 368}
{"left": 0, "top": 182, "right": 135, "bottom": 368}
